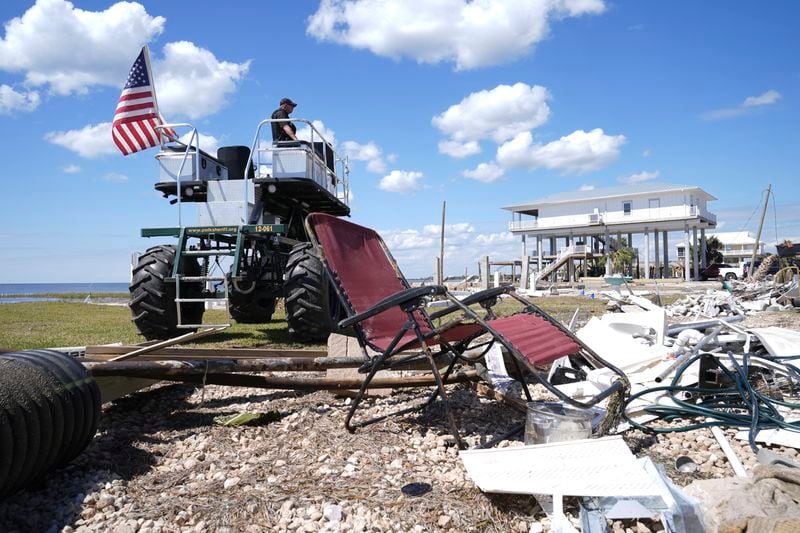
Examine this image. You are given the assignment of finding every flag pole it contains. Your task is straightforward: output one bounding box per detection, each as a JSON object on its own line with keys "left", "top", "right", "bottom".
{"left": 141, "top": 45, "right": 176, "bottom": 145}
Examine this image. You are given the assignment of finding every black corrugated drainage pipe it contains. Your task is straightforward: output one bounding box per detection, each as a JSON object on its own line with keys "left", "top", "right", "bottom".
{"left": 0, "top": 349, "right": 101, "bottom": 498}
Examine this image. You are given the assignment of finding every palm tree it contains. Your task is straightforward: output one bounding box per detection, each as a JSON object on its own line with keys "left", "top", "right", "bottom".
{"left": 612, "top": 247, "right": 636, "bottom": 275}
{"left": 602, "top": 237, "right": 635, "bottom": 275}
{"left": 687, "top": 235, "right": 724, "bottom": 267}
{"left": 705, "top": 236, "right": 724, "bottom": 264}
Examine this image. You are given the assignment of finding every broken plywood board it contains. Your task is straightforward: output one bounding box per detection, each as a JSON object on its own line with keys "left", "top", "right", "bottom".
{"left": 459, "top": 435, "right": 663, "bottom": 497}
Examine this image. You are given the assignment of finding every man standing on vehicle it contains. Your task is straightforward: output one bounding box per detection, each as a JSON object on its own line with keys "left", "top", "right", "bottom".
{"left": 271, "top": 98, "right": 298, "bottom": 142}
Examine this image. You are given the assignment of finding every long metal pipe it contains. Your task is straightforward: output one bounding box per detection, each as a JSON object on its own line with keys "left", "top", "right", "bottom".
{"left": 89, "top": 369, "right": 481, "bottom": 390}
{"left": 667, "top": 315, "right": 744, "bottom": 335}
{"left": 654, "top": 325, "right": 724, "bottom": 383}
{"left": 87, "top": 356, "right": 387, "bottom": 375}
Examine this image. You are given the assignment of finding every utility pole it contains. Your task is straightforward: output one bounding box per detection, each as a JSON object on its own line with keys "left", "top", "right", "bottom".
{"left": 439, "top": 201, "right": 446, "bottom": 285}
{"left": 748, "top": 183, "right": 771, "bottom": 279}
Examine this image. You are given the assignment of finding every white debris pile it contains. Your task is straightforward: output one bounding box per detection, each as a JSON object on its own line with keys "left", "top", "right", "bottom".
{"left": 665, "top": 289, "right": 748, "bottom": 317}
{"left": 727, "top": 275, "right": 799, "bottom": 307}
{"left": 666, "top": 278, "right": 799, "bottom": 318}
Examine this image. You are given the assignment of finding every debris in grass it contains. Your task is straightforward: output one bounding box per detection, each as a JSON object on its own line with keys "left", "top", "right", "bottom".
{"left": 213, "top": 410, "right": 282, "bottom": 427}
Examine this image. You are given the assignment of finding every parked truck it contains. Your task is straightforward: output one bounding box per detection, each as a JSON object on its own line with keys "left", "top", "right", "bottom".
{"left": 128, "top": 119, "right": 349, "bottom": 342}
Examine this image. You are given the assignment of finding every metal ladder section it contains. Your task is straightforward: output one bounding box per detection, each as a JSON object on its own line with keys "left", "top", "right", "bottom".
{"left": 171, "top": 226, "right": 244, "bottom": 330}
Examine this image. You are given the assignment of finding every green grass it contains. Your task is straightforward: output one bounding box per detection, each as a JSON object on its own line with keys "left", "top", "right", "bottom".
{"left": 0, "top": 301, "right": 140, "bottom": 350}
{"left": 0, "top": 301, "right": 320, "bottom": 352}
{"left": 0, "top": 292, "right": 128, "bottom": 300}
{"left": 0, "top": 295, "right": 608, "bottom": 352}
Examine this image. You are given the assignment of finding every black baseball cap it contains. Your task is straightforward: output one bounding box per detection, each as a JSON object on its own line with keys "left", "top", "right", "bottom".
{"left": 280, "top": 97, "right": 297, "bottom": 107}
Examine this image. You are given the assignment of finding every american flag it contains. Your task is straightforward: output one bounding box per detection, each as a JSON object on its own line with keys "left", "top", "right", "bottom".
{"left": 112, "top": 47, "right": 175, "bottom": 156}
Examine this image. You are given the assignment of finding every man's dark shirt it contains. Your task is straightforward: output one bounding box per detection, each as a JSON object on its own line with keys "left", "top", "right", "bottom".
{"left": 271, "top": 108, "right": 296, "bottom": 142}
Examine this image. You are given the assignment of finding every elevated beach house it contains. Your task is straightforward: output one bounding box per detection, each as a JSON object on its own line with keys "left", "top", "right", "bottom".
{"left": 503, "top": 183, "right": 718, "bottom": 282}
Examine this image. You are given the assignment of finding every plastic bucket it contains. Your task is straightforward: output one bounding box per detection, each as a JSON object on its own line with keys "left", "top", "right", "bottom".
{"left": 524, "top": 402, "right": 592, "bottom": 445}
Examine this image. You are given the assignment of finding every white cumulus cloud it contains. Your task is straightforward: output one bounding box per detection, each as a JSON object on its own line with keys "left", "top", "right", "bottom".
{"left": 44, "top": 122, "right": 117, "bottom": 158}
{"left": 307, "top": 0, "right": 606, "bottom": 70}
{"left": 579, "top": 184, "right": 595, "bottom": 191}
{"left": 433, "top": 83, "right": 551, "bottom": 144}
{"left": 743, "top": 89, "right": 781, "bottom": 107}
{"left": 618, "top": 170, "right": 660, "bottom": 185}
{"left": 179, "top": 131, "right": 221, "bottom": 154}
{"left": 155, "top": 41, "right": 250, "bottom": 120}
{"left": 438, "top": 140, "right": 481, "bottom": 159}
{"left": 463, "top": 162, "right": 504, "bottom": 183}
{"left": 0, "top": 2, "right": 248, "bottom": 119}
{"left": 422, "top": 222, "right": 475, "bottom": 236}
{"left": 0, "top": 84, "right": 40, "bottom": 114}
{"left": 381, "top": 221, "right": 519, "bottom": 277}
{"left": 296, "top": 120, "right": 336, "bottom": 147}
{"left": 342, "top": 140, "right": 387, "bottom": 173}
{"left": 382, "top": 229, "right": 435, "bottom": 251}
{"left": 101, "top": 172, "right": 128, "bottom": 182}
{"left": 496, "top": 128, "right": 625, "bottom": 174}
{"left": 379, "top": 170, "right": 424, "bottom": 193}
{"left": 703, "top": 89, "right": 782, "bottom": 120}
{"left": 0, "top": 0, "right": 165, "bottom": 95}
{"left": 62, "top": 164, "right": 81, "bottom": 173}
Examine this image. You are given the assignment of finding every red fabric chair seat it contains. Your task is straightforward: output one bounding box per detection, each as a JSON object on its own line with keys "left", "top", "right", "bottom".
{"left": 390, "top": 323, "right": 486, "bottom": 353}
{"left": 487, "top": 314, "right": 580, "bottom": 365}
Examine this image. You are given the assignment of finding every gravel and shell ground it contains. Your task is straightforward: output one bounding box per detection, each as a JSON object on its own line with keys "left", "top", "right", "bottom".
{"left": 1, "top": 306, "right": 798, "bottom": 532}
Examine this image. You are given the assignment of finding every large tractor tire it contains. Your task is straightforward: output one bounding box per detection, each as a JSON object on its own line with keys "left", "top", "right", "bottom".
{"left": 284, "top": 243, "right": 343, "bottom": 342}
{"left": 0, "top": 350, "right": 101, "bottom": 498}
{"left": 227, "top": 278, "right": 277, "bottom": 324}
{"left": 129, "top": 245, "right": 205, "bottom": 340}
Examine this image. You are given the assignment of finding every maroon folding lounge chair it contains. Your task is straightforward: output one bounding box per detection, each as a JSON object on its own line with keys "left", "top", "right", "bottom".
{"left": 306, "top": 213, "right": 628, "bottom": 447}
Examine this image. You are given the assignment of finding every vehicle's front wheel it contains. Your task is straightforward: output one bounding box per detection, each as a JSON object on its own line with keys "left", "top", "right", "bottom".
{"left": 129, "top": 245, "right": 205, "bottom": 340}
{"left": 724, "top": 273, "right": 738, "bottom": 281}
{"left": 284, "top": 243, "right": 343, "bottom": 342}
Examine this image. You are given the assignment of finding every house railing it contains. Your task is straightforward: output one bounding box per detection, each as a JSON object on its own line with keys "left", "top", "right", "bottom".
{"left": 509, "top": 205, "right": 717, "bottom": 231}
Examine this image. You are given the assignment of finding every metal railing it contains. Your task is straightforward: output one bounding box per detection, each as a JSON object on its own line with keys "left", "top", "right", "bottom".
{"left": 245, "top": 118, "right": 350, "bottom": 207}
{"left": 157, "top": 123, "right": 198, "bottom": 228}
{"left": 509, "top": 206, "right": 717, "bottom": 232}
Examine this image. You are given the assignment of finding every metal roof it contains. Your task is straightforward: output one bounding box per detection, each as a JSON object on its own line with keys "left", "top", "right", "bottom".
{"left": 708, "top": 231, "right": 762, "bottom": 245}
{"left": 502, "top": 182, "right": 717, "bottom": 212}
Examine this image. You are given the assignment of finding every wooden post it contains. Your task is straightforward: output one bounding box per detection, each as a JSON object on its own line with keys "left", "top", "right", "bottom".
{"left": 748, "top": 184, "right": 771, "bottom": 279}
{"left": 692, "top": 226, "right": 699, "bottom": 280}
{"left": 439, "top": 201, "right": 446, "bottom": 283}
{"left": 684, "top": 224, "right": 691, "bottom": 281}
{"left": 521, "top": 255, "right": 530, "bottom": 290}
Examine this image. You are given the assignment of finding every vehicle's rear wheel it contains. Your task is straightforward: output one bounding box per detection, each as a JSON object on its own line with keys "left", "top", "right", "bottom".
{"left": 284, "top": 243, "right": 343, "bottom": 342}
{"left": 724, "top": 272, "right": 738, "bottom": 281}
{"left": 129, "top": 245, "right": 205, "bottom": 340}
{"left": 228, "top": 278, "right": 277, "bottom": 324}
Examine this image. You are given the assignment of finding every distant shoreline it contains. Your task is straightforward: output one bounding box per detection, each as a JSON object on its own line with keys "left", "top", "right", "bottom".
{"left": 0, "top": 283, "right": 129, "bottom": 296}
{"left": 0, "top": 292, "right": 128, "bottom": 299}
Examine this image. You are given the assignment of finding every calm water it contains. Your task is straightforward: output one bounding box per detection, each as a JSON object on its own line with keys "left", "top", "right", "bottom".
{"left": 0, "top": 283, "right": 129, "bottom": 303}
{"left": 0, "top": 283, "right": 129, "bottom": 295}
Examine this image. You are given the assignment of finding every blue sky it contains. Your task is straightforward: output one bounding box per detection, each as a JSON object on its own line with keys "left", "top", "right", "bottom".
{"left": 0, "top": 0, "right": 797, "bottom": 283}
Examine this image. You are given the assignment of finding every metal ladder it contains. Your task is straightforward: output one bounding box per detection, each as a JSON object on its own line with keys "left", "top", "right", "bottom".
{"left": 172, "top": 227, "right": 244, "bottom": 329}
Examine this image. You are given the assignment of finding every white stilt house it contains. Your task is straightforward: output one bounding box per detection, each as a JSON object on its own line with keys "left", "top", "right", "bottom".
{"left": 503, "top": 183, "right": 717, "bottom": 284}
{"left": 677, "top": 231, "right": 766, "bottom": 267}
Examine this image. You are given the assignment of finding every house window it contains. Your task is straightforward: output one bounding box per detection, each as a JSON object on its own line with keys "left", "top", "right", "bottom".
{"left": 623, "top": 201, "right": 632, "bottom": 215}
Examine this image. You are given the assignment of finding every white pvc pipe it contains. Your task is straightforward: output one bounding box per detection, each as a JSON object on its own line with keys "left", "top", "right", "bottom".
{"left": 710, "top": 426, "right": 748, "bottom": 477}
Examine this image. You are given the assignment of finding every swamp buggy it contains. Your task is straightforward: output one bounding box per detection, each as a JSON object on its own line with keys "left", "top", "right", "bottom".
{"left": 129, "top": 118, "right": 350, "bottom": 342}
